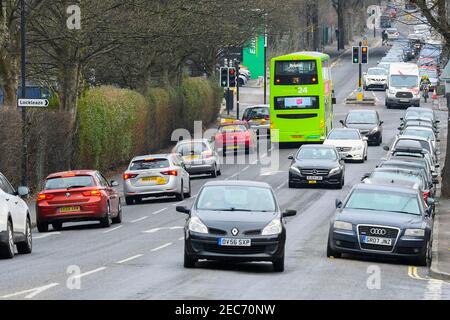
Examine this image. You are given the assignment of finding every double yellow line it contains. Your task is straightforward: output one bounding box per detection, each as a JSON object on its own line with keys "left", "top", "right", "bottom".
{"left": 408, "top": 266, "right": 427, "bottom": 281}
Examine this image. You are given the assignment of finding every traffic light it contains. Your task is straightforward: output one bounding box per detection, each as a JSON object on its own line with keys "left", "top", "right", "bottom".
{"left": 361, "top": 46, "right": 369, "bottom": 64}
{"left": 352, "top": 46, "right": 360, "bottom": 64}
{"left": 220, "top": 67, "right": 229, "bottom": 87}
{"left": 228, "top": 67, "right": 237, "bottom": 87}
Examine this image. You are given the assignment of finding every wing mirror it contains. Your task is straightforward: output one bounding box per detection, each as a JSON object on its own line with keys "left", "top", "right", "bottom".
{"left": 110, "top": 180, "right": 119, "bottom": 187}
{"left": 288, "top": 155, "right": 294, "bottom": 160}
{"left": 17, "top": 186, "right": 30, "bottom": 198}
{"left": 379, "top": 121, "right": 384, "bottom": 125}
{"left": 339, "top": 120, "right": 345, "bottom": 126}
{"left": 361, "top": 173, "right": 371, "bottom": 181}
{"left": 335, "top": 199, "right": 343, "bottom": 209}
{"left": 176, "top": 206, "right": 191, "bottom": 215}
{"left": 282, "top": 209, "right": 297, "bottom": 218}
{"left": 382, "top": 145, "right": 390, "bottom": 151}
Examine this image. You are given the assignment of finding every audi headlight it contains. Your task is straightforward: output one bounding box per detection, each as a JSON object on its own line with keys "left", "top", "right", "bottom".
{"left": 261, "top": 218, "right": 282, "bottom": 236}
{"left": 188, "top": 216, "right": 208, "bottom": 234}
{"left": 404, "top": 229, "right": 425, "bottom": 237}
{"left": 370, "top": 127, "right": 379, "bottom": 134}
{"left": 333, "top": 221, "right": 353, "bottom": 231}
{"left": 329, "top": 167, "right": 341, "bottom": 175}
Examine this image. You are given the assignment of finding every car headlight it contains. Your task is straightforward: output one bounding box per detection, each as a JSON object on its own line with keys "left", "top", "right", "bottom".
{"left": 370, "top": 127, "right": 379, "bottom": 134}
{"left": 404, "top": 229, "right": 425, "bottom": 237}
{"left": 290, "top": 166, "right": 301, "bottom": 173}
{"left": 352, "top": 145, "right": 363, "bottom": 151}
{"left": 333, "top": 221, "right": 353, "bottom": 231}
{"left": 329, "top": 167, "right": 341, "bottom": 175}
{"left": 188, "top": 216, "right": 208, "bottom": 234}
{"left": 261, "top": 218, "right": 282, "bottom": 236}
{"left": 389, "top": 89, "right": 396, "bottom": 95}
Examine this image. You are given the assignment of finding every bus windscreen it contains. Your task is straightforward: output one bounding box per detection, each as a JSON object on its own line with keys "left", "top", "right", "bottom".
{"left": 274, "top": 60, "right": 318, "bottom": 85}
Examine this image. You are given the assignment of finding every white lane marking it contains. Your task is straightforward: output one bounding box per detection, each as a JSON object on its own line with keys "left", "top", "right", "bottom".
{"left": 230, "top": 173, "right": 239, "bottom": 179}
{"left": 72, "top": 267, "right": 107, "bottom": 280}
{"left": 423, "top": 279, "right": 443, "bottom": 300}
{"left": 261, "top": 170, "right": 286, "bottom": 176}
{"left": 172, "top": 201, "right": 185, "bottom": 207}
{"left": 143, "top": 226, "right": 183, "bottom": 233}
{"left": 276, "top": 182, "right": 286, "bottom": 190}
{"left": 242, "top": 165, "right": 250, "bottom": 171}
{"left": 179, "top": 237, "right": 184, "bottom": 241}
{"left": 144, "top": 227, "right": 161, "bottom": 233}
{"left": 153, "top": 208, "right": 168, "bottom": 215}
{"left": 116, "top": 254, "right": 144, "bottom": 264}
{"left": 1, "top": 283, "right": 59, "bottom": 299}
{"left": 103, "top": 226, "right": 123, "bottom": 234}
{"left": 151, "top": 242, "right": 173, "bottom": 252}
{"left": 169, "top": 226, "right": 184, "bottom": 230}
{"left": 33, "top": 232, "right": 61, "bottom": 240}
{"left": 131, "top": 216, "right": 148, "bottom": 223}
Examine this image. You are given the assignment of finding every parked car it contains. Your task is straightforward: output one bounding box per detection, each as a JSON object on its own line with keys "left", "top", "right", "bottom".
{"left": 288, "top": 144, "right": 345, "bottom": 189}
{"left": 399, "top": 126, "right": 438, "bottom": 150}
{"left": 177, "top": 180, "right": 297, "bottom": 272}
{"left": 323, "top": 128, "right": 368, "bottom": 163}
{"left": 340, "top": 110, "right": 383, "bottom": 145}
{"left": 36, "top": 170, "right": 122, "bottom": 232}
{"left": 172, "top": 139, "right": 221, "bottom": 177}
{"left": 0, "top": 172, "right": 32, "bottom": 259}
{"left": 327, "top": 183, "right": 434, "bottom": 266}
{"left": 123, "top": 154, "right": 191, "bottom": 205}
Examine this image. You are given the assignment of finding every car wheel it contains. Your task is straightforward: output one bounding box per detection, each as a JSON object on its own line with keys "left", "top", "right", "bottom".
{"left": 17, "top": 217, "right": 32, "bottom": 254}
{"left": 288, "top": 180, "right": 296, "bottom": 189}
{"left": 0, "top": 220, "right": 15, "bottom": 259}
{"left": 111, "top": 200, "right": 122, "bottom": 224}
{"left": 37, "top": 221, "right": 49, "bottom": 233}
{"left": 184, "top": 180, "right": 192, "bottom": 198}
{"left": 273, "top": 254, "right": 285, "bottom": 272}
{"left": 184, "top": 251, "right": 196, "bottom": 268}
{"left": 337, "top": 177, "right": 344, "bottom": 189}
{"left": 326, "top": 235, "right": 342, "bottom": 258}
{"left": 211, "top": 164, "right": 217, "bottom": 178}
{"left": 100, "top": 203, "right": 112, "bottom": 228}
{"left": 52, "top": 222, "right": 63, "bottom": 231}
{"left": 125, "top": 196, "right": 134, "bottom": 206}
{"left": 176, "top": 183, "right": 185, "bottom": 201}
{"left": 377, "top": 136, "right": 382, "bottom": 146}
{"left": 217, "top": 168, "right": 222, "bottom": 176}
{"left": 415, "top": 241, "right": 431, "bottom": 267}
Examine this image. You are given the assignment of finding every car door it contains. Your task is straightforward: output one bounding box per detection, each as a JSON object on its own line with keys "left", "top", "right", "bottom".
{"left": 96, "top": 172, "right": 119, "bottom": 215}
{"left": 0, "top": 174, "right": 26, "bottom": 235}
{"left": 174, "top": 155, "right": 189, "bottom": 191}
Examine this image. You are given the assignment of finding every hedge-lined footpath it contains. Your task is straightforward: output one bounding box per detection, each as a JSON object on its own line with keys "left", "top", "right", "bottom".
{"left": 77, "top": 77, "right": 221, "bottom": 172}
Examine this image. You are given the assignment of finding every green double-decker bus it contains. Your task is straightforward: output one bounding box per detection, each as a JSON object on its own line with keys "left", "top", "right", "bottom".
{"left": 270, "top": 52, "right": 335, "bottom": 143}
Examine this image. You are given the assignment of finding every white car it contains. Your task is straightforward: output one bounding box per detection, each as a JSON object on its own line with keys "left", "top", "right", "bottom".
{"left": 386, "top": 28, "right": 400, "bottom": 40}
{"left": 172, "top": 139, "right": 221, "bottom": 177}
{"left": 324, "top": 128, "right": 368, "bottom": 163}
{"left": 363, "top": 67, "right": 388, "bottom": 90}
{"left": 0, "top": 172, "right": 32, "bottom": 259}
{"left": 399, "top": 126, "right": 437, "bottom": 150}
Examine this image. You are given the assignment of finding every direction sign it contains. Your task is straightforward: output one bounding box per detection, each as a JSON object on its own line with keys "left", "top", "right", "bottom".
{"left": 18, "top": 99, "right": 49, "bottom": 108}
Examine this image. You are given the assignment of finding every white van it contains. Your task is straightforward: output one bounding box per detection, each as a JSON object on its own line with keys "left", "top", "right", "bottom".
{"left": 386, "top": 63, "right": 420, "bottom": 109}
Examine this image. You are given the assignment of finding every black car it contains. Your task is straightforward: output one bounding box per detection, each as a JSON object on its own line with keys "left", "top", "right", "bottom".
{"left": 177, "top": 181, "right": 297, "bottom": 272}
{"left": 288, "top": 144, "right": 345, "bottom": 189}
{"left": 378, "top": 158, "right": 435, "bottom": 188}
{"left": 327, "top": 183, "right": 434, "bottom": 266}
{"left": 340, "top": 110, "right": 383, "bottom": 145}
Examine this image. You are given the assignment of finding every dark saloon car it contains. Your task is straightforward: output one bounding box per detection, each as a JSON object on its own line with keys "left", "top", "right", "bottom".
{"left": 288, "top": 145, "right": 345, "bottom": 189}
{"left": 327, "top": 184, "right": 434, "bottom": 266}
{"left": 177, "top": 181, "right": 297, "bottom": 272}
{"left": 340, "top": 110, "right": 383, "bottom": 145}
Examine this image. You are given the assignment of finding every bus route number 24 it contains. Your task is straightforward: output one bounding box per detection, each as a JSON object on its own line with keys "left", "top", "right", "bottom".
{"left": 297, "top": 87, "right": 308, "bottom": 95}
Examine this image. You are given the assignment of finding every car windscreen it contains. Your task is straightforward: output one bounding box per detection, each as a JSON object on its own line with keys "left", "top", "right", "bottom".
{"left": 402, "top": 129, "right": 434, "bottom": 140}
{"left": 219, "top": 125, "right": 247, "bottom": 133}
{"left": 297, "top": 148, "right": 337, "bottom": 161}
{"left": 346, "top": 112, "right": 377, "bottom": 124}
{"left": 327, "top": 130, "right": 360, "bottom": 140}
{"left": 345, "top": 189, "right": 421, "bottom": 215}
{"left": 390, "top": 75, "right": 418, "bottom": 88}
{"left": 44, "top": 176, "right": 95, "bottom": 190}
{"left": 175, "top": 143, "right": 208, "bottom": 156}
{"left": 130, "top": 158, "right": 170, "bottom": 170}
{"left": 368, "top": 69, "right": 387, "bottom": 76}
{"left": 196, "top": 186, "right": 276, "bottom": 212}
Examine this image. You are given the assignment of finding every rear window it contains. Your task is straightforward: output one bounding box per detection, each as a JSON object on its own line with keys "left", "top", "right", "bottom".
{"left": 244, "top": 107, "right": 269, "bottom": 120}
{"left": 219, "top": 125, "right": 247, "bottom": 133}
{"left": 44, "top": 176, "right": 95, "bottom": 190}
{"left": 175, "top": 143, "right": 209, "bottom": 155}
{"left": 130, "top": 158, "right": 170, "bottom": 170}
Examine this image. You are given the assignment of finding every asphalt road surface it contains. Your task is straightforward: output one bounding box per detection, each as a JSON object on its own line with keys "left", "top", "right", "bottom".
{"left": 1, "top": 44, "right": 449, "bottom": 300}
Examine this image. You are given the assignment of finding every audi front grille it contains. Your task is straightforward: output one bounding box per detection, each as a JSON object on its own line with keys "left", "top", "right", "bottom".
{"left": 358, "top": 225, "right": 399, "bottom": 252}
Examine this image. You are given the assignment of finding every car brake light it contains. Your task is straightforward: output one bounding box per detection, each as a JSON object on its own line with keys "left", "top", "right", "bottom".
{"left": 37, "top": 193, "right": 54, "bottom": 201}
{"left": 162, "top": 170, "right": 178, "bottom": 176}
{"left": 82, "top": 189, "right": 102, "bottom": 197}
{"left": 123, "top": 173, "right": 138, "bottom": 180}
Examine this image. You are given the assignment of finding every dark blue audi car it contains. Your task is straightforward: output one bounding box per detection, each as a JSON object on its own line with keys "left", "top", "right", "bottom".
{"left": 327, "top": 183, "right": 434, "bottom": 266}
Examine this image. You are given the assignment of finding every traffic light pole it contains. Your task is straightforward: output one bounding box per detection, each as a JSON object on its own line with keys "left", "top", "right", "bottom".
{"left": 236, "top": 62, "right": 240, "bottom": 120}
{"left": 358, "top": 42, "right": 362, "bottom": 88}
{"left": 20, "top": 0, "right": 27, "bottom": 187}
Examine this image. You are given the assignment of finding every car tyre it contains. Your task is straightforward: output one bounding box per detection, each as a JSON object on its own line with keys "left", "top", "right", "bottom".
{"left": 0, "top": 220, "right": 14, "bottom": 259}
{"left": 184, "top": 181, "right": 192, "bottom": 198}
{"left": 17, "top": 217, "right": 32, "bottom": 254}
{"left": 415, "top": 241, "right": 431, "bottom": 267}
{"left": 37, "top": 221, "right": 49, "bottom": 233}
{"left": 326, "top": 235, "right": 342, "bottom": 258}
{"left": 125, "top": 196, "right": 134, "bottom": 206}
{"left": 273, "top": 255, "right": 285, "bottom": 272}
{"left": 176, "top": 183, "right": 185, "bottom": 201}
{"left": 52, "top": 222, "right": 63, "bottom": 231}
{"left": 111, "top": 200, "right": 122, "bottom": 224}
{"left": 100, "top": 203, "right": 112, "bottom": 228}
{"left": 211, "top": 164, "right": 217, "bottom": 178}
{"left": 288, "top": 180, "right": 296, "bottom": 189}
{"left": 184, "top": 251, "right": 196, "bottom": 268}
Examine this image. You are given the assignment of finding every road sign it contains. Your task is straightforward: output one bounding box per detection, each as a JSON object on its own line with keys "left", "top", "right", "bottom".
{"left": 18, "top": 99, "right": 49, "bottom": 108}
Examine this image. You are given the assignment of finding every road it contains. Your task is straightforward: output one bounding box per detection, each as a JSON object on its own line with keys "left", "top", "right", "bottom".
{"left": 1, "top": 45, "right": 449, "bottom": 300}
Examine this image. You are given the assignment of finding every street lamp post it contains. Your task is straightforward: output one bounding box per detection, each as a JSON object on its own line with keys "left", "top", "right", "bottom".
{"left": 264, "top": 14, "right": 268, "bottom": 105}
{"left": 20, "top": 0, "right": 27, "bottom": 186}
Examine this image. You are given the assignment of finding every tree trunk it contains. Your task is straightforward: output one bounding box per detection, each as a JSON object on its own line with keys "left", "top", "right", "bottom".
{"left": 0, "top": 53, "right": 19, "bottom": 110}
{"left": 337, "top": 0, "right": 345, "bottom": 50}
{"left": 58, "top": 62, "right": 81, "bottom": 117}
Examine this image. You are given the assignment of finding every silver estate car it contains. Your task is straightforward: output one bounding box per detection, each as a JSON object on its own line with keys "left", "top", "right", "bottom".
{"left": 172, "top": 139, "right": 221, "bottom": 177}
{"left": 123, "top": 154, "right": 191, "bottom": 205}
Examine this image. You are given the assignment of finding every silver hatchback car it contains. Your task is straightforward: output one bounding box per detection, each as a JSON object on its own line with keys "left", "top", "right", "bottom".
{"left": 123, "top": 154, "right": 191, "bottom": 205}
{"left": 172, "top": 139, "right": 221, "bottom": 177}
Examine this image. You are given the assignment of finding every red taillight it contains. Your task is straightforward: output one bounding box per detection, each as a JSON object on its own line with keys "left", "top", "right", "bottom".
{"left": 37, "top": 193, "right": 54, "bottom": 201}
{"left": 82, "top": 189, "right": 102, "bottom": 197}
{"left": 123, "top": 173, "right": 138, "bottom": 180}
{"left": 161, "top": 170, "right": 178, "bottom": 176}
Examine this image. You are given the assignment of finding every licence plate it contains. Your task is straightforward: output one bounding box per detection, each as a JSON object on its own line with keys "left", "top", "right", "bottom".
{"left": 184, "top": 155, "right": 199, "bottom": 161}
{"left": 361, "top": 235, "right": 392, "bottom": 246}
{"left": 307, "top": 176, "right": 323, "bottom": 181}
{"left": 59, "top": 206, "right": 80, "bottom": 213}
{"left": 226, "top": 145, "right": 239, "bottom": 149}
{"left": 141, "top": 177, "right": 166, "bottom": 184}
{"left": 291, "top": 135, "right": 304, "bottom": 139}
{"left": 218, "top": 238, "right": 251, "bottom": 246}
{"left": 400, "top": 99, "right": 410, "bottom": 103}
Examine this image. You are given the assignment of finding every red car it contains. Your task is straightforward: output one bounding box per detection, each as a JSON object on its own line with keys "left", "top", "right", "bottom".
{"left": 214, "top": 120, "right": 257, "bottom": 155}
{"left": 36, "top": 170, "right": 122, "bottom": 232}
